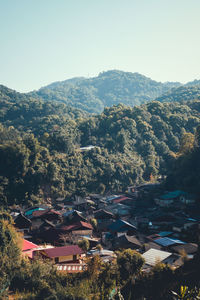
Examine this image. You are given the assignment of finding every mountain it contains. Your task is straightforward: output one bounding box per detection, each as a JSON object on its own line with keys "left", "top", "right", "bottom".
{"left": 0, "top": 84, "right": 86, "bottom": 134}
{"left": 185, "top": 79, "right": 200, "bottom": 87}
{"left": 155, "top": 84, "right": 200, "bottom": 103}
{"left": 30, "top": 70, "right": 181, "bottom": 113}
{"left": 1, "top": 89, "right": 200, "bottom": 206}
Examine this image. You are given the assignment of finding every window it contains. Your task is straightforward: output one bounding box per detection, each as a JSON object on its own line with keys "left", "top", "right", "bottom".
{"left": 73, "top": 255, "right": 77, "bottom": 261}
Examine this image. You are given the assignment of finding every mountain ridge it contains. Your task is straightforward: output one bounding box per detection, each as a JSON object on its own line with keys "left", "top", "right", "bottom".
{"left": 1, "top": 70, "right": 200, "bottom": 115}
{"left": 29, "top": 70, "right": 182, "bottom": 113}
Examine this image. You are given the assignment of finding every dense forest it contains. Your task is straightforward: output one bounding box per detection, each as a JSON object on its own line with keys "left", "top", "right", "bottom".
{"left": 155, "top": 85, "right": 200, "bottom": 103}
{"left": 0, "top": 85, "right": 86, "bottom": 134}
{"left": 30, "top": 70, "right": 181, "bottom": 113}
{"left": 166, "top": 124, "right": 200, "bottom": 194}
{"left": 1, "top": 80, "right": 200, "bottom": 207}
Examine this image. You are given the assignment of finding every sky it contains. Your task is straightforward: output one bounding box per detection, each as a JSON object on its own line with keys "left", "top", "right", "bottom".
{"left": 0, "top": 0, "right": 200, "bottom": 92}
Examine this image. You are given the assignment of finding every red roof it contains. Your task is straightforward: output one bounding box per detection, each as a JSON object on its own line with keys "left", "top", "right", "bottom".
{"left": 60, "top": 221, "right": 93, "bottom": 232}
{"left": 47, "top": 209, "right": 61, "bottom": 216}
{"left": 32, "top": 209, "right": 48, "bottom": 217}
{"left": 113, "top": 196, "right": 131, "bottom": 204}
{"left": 78, "top": 221, "right": 93, "bottom": 230}
{"left": 42, "top": 245, "right": 84, "bottom": 258}
{"left": 60, "top": 224, "right": 77, "bottom": 231}
{"left": 22, "top": 239, "right": 38, "bottom": 251}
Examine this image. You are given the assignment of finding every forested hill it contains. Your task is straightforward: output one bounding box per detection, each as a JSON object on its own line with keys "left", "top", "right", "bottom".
{"left": 29, "top": 70, "right": 181, "bottom": 113}
{"left": 1, "top": 93, "right": 200, "bottom": 206}
{"left": 155, "top": 84, "right": 200, "bottom": 103}
{"left": 0, "top": 85, "right": 86, "bottom": 134}
{"left": 165, "top": 124, "right": 200, "bottom": 195}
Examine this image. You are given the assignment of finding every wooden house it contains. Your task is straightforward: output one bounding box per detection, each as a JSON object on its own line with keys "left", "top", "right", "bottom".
{"left": 113, "top": 234, "right": 142, "bottom": 250}
{"left": 14, "top": 213, "right": 32, "bottom": 232}
{"left": 108, "top": 219, "right": 137, "bottom": 235}
{"left": 38, "top": 245, "right": 84, "bottom": 264}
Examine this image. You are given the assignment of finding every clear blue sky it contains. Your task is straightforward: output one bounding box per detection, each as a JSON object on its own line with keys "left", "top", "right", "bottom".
{"left": 0, "top": 0, "right": 200, "bottom": 92}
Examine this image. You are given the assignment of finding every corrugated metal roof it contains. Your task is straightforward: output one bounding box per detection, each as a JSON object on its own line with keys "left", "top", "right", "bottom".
{"left": 88, "top": 249, "right": 115, "bottom": 257}
{"left": 142, "top": 248, "right": 172, "bottom": 266}
{"left": 154, "top": 237, "right": 185, "bottom": 247}
{"left": 42, "top": 245, "right": 83, "bottom": 258}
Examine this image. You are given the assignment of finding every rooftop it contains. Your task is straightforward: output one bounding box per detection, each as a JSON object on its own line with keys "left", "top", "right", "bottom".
{"left": 42, "top": 245, "right": 84, "bottom": 258}
{"left": 154, "top": 237, "right": 185, "bottom": 247}
{"left": 142, "top": 248, "right": 172, "bottom": 266}
{"left": 22, "top": 239, "right": 38, "bottom": 251}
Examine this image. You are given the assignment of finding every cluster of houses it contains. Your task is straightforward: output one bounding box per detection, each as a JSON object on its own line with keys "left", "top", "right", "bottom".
{"left": 12, "top": 183, "right": 200, "bottom": 273}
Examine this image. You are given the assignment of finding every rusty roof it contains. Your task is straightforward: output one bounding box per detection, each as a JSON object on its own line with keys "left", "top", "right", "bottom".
{"left": 42, "top": 245, "right": 84, "bottom": 258}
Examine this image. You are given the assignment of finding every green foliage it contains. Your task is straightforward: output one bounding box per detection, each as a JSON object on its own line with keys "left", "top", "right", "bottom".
{"left": 0, "top": 98, "right": 200, "bottom": 206}
{"left": 166, "top": 125, "right": 200, "bottom": 194}
{"left": 78, "top": 238, "right": 90, "bottom": 252}
{"left": 90, "top": 218, "right": 97, "bottom": 230}
{"left": 156, "top": 85, "right": 200, "bottom": 104}
{"left": 172, "top": 286, "right": 200, "bottom": 300}
{"left": 0, "top": 214, "right": 22, "bottom": 296}
{"left": 10, "top": 259, "right": 80, "bottom": 300}
{"left": 116, "top": 249, "right": 144, "bottom": 285}
{"left": 0, "top": 84, "right": 86, "bottom": 135}
{"left": 30, "top": 70, "right": 181, "bottom": 113}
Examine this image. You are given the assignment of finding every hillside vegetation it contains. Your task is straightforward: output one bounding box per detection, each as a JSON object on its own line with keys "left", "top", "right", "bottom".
{"left": 1, "top": 82, "right": 200, "bottom": 206}
{"left": 30, "top": 70, "right": 181, "bottom": 113}
{"left": 166, "top": 124, "right": 200, "bottom": 194}
{"left": 155, "top": 85, "right": 200, "bottom": 103}
{"left": 0, "top": 85, "right": 86, "bottom": 135}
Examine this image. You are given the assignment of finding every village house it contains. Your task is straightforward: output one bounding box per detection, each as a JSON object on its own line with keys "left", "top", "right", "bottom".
{"left": 113, "top": 234, "right": 142, "bottom": 251}
{"left": 37, "top": 245, "right": 84, "bottom": 265}
{"left": 94, "top": 209, "right": 115, "bottom": 231}
{"left": 22, "top": 239, "right": 54, "bottom": 259}
{"left": 87, "top": 249, "right": 116, "bottom": 263}
{"left": 106, "top": 203, "right": 132, "bottom": 218}
{"left": 22, "top": 239, "right": 40, "bottom": 259}
{"left": 108, "top": 219, "right": 137, "bottom": 236}
{"left": 59, "top": 221, "right": 93, "bottom": 242}
{"left": 63, "top": 210, "right": 87, "bottom": 224}
{"left": 172, "top": 218, "right": 198, "bottom": 235}
{"left": 154, "top": 190, "right": 192, "bottom": 207}
{"left": 14, "top": 213, "right": 32, "bottom": 236}
{"left": 94, "top": 209, "right": 115, "bottom": 221}
{"left": 32, "top": 245, "right": 86, "bottom": 273}
{"left": 152, "top": 237, "right": 185, "bottom": 251}
{"left": 142, "top": 248, "right": 181, "bottom": 270}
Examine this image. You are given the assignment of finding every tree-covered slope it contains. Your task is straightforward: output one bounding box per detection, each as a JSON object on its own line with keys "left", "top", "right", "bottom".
{"left": 0, "top": 84, "right": 87, "bottom": 135}
{"left": 165, "top": 124, "right": 200, "bottom": 194}
{"left": 30, "top": 70, "right": 181, "bottom": 113}
{"left": 1, "top": 90, "right": 200, "bottom": 206}
{"left": 155, "top": 85, "right": 200, "bottom": 103}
